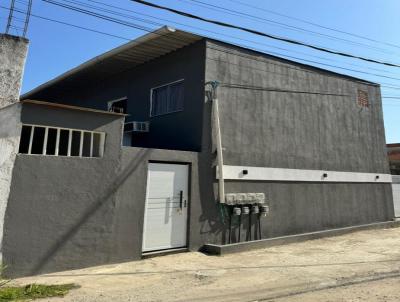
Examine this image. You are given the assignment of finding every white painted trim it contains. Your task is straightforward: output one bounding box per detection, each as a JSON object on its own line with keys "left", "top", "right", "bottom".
{"left": 90, "top": 132, "right": 94, "bottom": 157}
{"left": 55, "top": 128, "right": 60, "bottom": 156}
{"left": 67, "top": 130, "right": 72, "bottom": 157}
{"left": 21, "top": 123, "right": 103, "bottom": 135}
{"left": 20, "top": 124, "right": 105, "bottom": 158}
{"left": 28, "top": 126, "right": 34, "bottom": 154}
{"left": 218, "top": 165, "right": 392, "bottom": 183}
{"left": 79, "top": 131, "right": 84, "bottom": 157}
{"left": 42, "top": 127, "right": 48, "bottom": 155}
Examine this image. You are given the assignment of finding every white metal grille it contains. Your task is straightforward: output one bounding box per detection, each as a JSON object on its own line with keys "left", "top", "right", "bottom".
{"left": 18, "top": 124, "right": 105, "bottom": 158}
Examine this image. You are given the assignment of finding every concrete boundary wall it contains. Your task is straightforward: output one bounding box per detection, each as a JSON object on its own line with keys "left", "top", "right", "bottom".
{"left": 0, "top": 34, "right": 28, "bottom": 262}
{"left": 0, "top": 104, "right": 22, "bottom": 261}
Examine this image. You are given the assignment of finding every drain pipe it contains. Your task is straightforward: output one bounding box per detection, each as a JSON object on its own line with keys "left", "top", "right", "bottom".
{"left": 206, "top": 81, "right": 225, "bottom": 204}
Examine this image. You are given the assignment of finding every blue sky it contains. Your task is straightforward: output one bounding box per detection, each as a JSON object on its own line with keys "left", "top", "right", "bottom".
{"left": 1, "top": 0, "right": 399, "bottom": 142}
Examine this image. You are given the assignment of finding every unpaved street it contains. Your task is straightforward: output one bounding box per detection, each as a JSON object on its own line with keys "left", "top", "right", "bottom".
{"left": 13, "top": 227, "right": 400, "bottom": 302}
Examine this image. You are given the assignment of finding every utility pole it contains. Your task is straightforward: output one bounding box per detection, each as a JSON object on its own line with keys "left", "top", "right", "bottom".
{"left": 206, "top": 81, "right": 225, "bottom": 204}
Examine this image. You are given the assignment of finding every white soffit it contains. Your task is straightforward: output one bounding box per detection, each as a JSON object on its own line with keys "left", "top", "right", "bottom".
{"left": 218, "top": 165, "right": 392, "bottom": 183}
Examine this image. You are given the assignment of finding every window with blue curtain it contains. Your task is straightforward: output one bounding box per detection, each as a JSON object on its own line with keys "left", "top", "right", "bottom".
{"left": 151, "top": 80, "right": 184, "bottom": 116}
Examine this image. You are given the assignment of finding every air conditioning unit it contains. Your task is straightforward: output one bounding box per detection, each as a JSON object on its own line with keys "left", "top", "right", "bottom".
{"left": 124, "top": 121, "right": 150, "bottom": 133}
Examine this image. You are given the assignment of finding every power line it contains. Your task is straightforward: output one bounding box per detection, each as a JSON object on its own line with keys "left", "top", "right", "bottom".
{"left": 42, "top": 0, "right": 400, "bottom": 84}
{"left": 182, "top": 0, "right": 395, "bottom": 55}
{"left": 75, "top": 0, "right": 396, "bottom": 76}
{"left": 0, "top": 5, "right": 133, "bottom": 41}
{"left": 205, "top": 44, "right": 400, "bottom": 85}
{"left": 130, "top": 0, "right": 400, "bottom": 68}
{"left": 42, "top": 0, "right": 160, "bottom": 32}
{"left": 227, "top": 0, "right": 400, "bottom": 50}
{"left": 17, "top": 0, "right": 400, "bottom": 88}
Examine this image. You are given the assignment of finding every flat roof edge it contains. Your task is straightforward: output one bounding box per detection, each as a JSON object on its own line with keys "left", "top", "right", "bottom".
{"left": 21, "top": 99, "right": 128, "bottom": 116}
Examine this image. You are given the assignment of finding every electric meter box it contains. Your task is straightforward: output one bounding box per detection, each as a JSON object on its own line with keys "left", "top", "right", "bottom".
{"left": 224, "top": 193, "right": 266, "bottom": 205}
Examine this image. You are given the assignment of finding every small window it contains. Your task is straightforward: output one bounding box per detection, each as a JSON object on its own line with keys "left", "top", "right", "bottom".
{"left": 150, "top": 80, "right": 184, "bottom": 116}
{"left": 18, "top": 124, "right": 105, "bottom": 158}
{"left": 108, "top": 98, "right": 127, "bottom": 114}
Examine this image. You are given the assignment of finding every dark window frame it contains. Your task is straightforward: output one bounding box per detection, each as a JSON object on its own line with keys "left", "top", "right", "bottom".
{"left": 150, "top": 79, "right": 184, "bottom": 117}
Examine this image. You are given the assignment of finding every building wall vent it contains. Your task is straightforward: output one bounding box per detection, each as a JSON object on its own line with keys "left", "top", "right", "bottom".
{"left": 357, "top": 90, "right": 369, "bottom": 108}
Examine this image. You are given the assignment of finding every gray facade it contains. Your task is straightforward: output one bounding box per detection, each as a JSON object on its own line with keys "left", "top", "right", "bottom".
{"left": 4, "top": 28, "right": 393, "bottom": 276}
{"left": 204, "top": 40, "right": 393, "bottom": 238}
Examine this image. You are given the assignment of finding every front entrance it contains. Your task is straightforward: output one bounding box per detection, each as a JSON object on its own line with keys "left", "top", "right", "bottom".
{"left": 142, "top": 163, "right": 189, "bottom": 252}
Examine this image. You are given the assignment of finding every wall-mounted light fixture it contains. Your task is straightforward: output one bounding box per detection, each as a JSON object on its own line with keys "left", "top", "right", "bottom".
{"left": 242, "top": 169, "right": 248, "bottom": 175}
{"left": 323, "top": 173, "right": 328, "bottom": 178}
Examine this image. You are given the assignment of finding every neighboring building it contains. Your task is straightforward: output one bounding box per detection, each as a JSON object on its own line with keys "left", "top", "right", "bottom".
{"left": 0, "top": 27, "right": 395, "bottom": 277}
{"left": 387, "top": 144, "right": 400, "bottom": 218}
{"left": 387, "top": 143, "right": 400, "bottom": 175}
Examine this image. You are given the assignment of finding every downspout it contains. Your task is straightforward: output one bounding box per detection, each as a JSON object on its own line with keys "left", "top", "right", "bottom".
{"left": 206, "top": 81, "right": 225, "bottom": 204}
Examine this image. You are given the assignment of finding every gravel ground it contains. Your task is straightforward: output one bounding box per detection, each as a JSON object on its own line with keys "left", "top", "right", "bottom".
{"left": 12, "top": 227, "right": 400, "bottom": 302}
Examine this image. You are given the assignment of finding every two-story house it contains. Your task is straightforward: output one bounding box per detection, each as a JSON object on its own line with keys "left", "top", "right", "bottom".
{"left": 0, "top": 27, "right": 395, "bottom": 277}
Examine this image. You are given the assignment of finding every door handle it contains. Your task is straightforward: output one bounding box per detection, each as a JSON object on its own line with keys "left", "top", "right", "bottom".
{"left": 179, "top": 190, "right": 183, "bottom": 210}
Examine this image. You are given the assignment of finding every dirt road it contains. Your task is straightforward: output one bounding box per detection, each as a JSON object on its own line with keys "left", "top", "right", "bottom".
{"left": 13, "top": 227, "right": 400, "bottom": 301}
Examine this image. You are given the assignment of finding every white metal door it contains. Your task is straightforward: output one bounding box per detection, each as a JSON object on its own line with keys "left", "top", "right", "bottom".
{"left": 142, "top": 163, "right": 189, "bottom": 252}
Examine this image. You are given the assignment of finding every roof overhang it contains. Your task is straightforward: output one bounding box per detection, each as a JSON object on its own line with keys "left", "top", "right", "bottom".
{"left": 21, "top": 26, "right": 202, "bottom": 99}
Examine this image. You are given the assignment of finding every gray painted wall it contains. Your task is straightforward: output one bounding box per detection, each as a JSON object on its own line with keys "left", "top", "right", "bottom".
{"left": 203, "top": 40, "right": 394, "bottom": 243}
{"left": 3, "top": 103, "right": 124, "bottom": 277}
{"left": 3, "top": 103, "right": 200, "bottom": 277}
{"left": 0, "top": 34, "right": 28, "bottom": 263}
{"left": 205, "top": 40, "right": 389, "bottom": 173}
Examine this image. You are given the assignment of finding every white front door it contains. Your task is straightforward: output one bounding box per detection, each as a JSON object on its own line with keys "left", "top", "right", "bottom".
{"left": 142, "top": 163, "right": 189, "bottom": 252}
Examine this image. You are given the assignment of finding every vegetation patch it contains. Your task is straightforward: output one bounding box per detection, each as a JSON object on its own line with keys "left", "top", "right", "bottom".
{"left": 0, "top": 283, "right": 79, "bottom": 301}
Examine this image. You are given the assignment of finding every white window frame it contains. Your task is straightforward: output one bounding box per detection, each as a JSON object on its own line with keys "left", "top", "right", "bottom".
{"left": 149, "top": 79, "right": 184, "bottom": 117}
{"left": 19, "top": 124, "right": 105, "bottom": 158}
{"left": 107, "top": 97, "right": 128, "bottom": 113}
